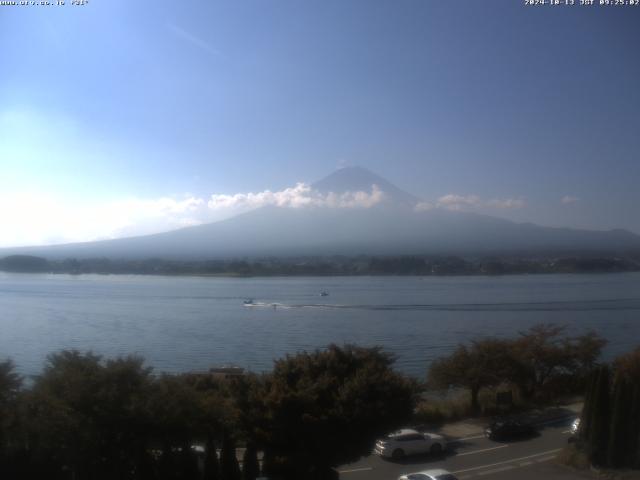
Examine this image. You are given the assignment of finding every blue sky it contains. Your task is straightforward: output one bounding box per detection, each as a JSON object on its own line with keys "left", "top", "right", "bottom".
{"left": 1, "top": 0, "right": 639, "bottom": 246}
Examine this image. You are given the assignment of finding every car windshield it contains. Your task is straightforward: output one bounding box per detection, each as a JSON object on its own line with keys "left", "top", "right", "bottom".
{"left": 406, "top": 475, "right": 429, "bottom": 480}
{"left": 435, "top": 475, "right": 458, "bottom": 480}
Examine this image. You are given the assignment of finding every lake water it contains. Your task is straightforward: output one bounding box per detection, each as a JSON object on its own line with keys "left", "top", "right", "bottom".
{"left": 1, "top": 272, "right": 639, "bottom": 378}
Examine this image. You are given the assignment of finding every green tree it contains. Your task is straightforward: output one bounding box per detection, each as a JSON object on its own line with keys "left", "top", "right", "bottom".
{"left": 225, "top": 373, "right": 269, "bottom": 479}
{"left": 241, "top": 443, "right": 259, "bottom": 480}
{"left": 613, "top": 348, "right": 640, "bottom": 467}
{"left": 204, "top": 435, "right": 220, "bottom": 480}
{"left": 147, "top": 374, "right": 203, "bottom": 480}
{"left": 260, "top": 448, "right": 277, "bottom": 478}
{"left": 586, "top": 364, "right": 610, "bottom": 466}
{"left": 579, "top": 369, "right": 598, "bottom": 442}
{"left": 631, "top": 384, "right": 640, "bottom": 468}
{"left": 262, "top": 344, "right": 418, "bottom": 479}
{"left": 0, "top": 359, "right": 21, "bottom": 404}
{"left": 185, "top": 370, "right": 231, "bottom": 480}
{"left": 512, "top": 325, "right": 605, "bottom": 400}
{"left": 0, "top": 359, "right": 22, "bottom": 475}
{"left": 428, "top": 325, "right": 605, "bottom": 409}
{"left": 607, "top": 374, "right": 632, "bottom": 468}
{"left": 28, "top": 351, "right": 105, "bottom": 479}
{"left": 96, "top": 356, "right": 155, "bottom": 479}
{"left": 220, "top": 430, "right": 241, "bottom": 480}
{"left": 613, "top": 347, "right": 640, "bottom": 382}
{"left": 579, "top": 351, "right": 640, "bottom": 469}
{"left": 428, "top": 338, "right": 514, "bottom": 412}
{"left": 26, "top": 351, "right": 157, "bottom": 480}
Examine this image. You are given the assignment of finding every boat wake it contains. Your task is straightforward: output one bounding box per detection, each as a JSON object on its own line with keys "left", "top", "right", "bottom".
{"left": 243, "top": 302, "right": 292, "bottom": 309}
{"left": 243, "top": 298, "right": 640, "bottom": 312}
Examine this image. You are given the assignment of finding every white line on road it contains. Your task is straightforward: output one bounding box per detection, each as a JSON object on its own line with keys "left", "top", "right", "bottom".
{"left": 457, "top": 434, "right": 487, "bottom": 441}
{"left": 478, "top": 465, "right": 515, "bottom": 476}
{"left": 337, "top": 467, "right": 373, "bottom": 474}
{"left": 535, "top": 456, "right": 557, "bottom": 463}
{"left": 451, "top": 448, "right": 563, "bottom": 475}
{"left": 536, "top": 415, "right": 576, "bottom": 427}
{"left": 454, "top": 414, "right": 577, "bottom": 442}
{"left": 456, "top": 445, "right": 509, "bottom": 456}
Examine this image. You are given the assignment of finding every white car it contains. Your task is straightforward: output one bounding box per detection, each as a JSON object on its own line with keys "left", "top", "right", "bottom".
{"left": 570, "top": 417, "right": 581, "bottom": 435}
{"left": 374, "top": 428, "right": 445, "bottom": 460}
{"left": 398, "top": 468, "right": 459, "bottom": 480}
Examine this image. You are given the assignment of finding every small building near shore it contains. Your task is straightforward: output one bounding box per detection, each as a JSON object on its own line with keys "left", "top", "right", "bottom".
{"left": 209, "top": 366, "right": 245, "bottom": 380}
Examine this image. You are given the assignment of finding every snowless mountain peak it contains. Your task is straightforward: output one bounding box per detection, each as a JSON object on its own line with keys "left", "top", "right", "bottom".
{"left": 1, "top": 167, "right": 639, "bottom": 260}
{"left": 312, "top": 166, "right": 420, "bottom": 208}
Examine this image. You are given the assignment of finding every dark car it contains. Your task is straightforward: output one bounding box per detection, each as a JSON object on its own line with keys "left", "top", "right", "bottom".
{"left": 484, "top": 420, "right": 536, "bottom": 440}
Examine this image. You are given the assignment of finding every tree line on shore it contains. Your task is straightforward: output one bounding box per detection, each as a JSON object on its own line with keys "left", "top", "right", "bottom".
{"left": 0, "top": 325, "right": 638, "bottom": 480}
{"left": 427, "top": 324, "right": 607, "bottom": 412}
{"left": 1, "top": 253, "right": 639, "bottom": 276}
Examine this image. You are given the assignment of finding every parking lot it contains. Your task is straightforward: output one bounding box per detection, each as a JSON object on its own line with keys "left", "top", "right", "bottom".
{"left": 337, "top": 417, "right": 593, "bottom": 480}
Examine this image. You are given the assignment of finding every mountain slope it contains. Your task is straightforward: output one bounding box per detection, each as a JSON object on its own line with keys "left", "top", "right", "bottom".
{"left": 312, "top": 166, "right": 419, "bottom": 208}
{"left": 2, "top": 167, "right": 639, "bottom": 259}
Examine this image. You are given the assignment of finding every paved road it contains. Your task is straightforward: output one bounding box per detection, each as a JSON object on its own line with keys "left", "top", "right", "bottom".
{"left": 337, "top": 417, "right": 586, "bottom": 480}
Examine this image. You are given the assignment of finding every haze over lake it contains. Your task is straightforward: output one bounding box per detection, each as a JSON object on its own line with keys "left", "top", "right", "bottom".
{"left": 2, "top": 272, "right": 639, "bottom": 378}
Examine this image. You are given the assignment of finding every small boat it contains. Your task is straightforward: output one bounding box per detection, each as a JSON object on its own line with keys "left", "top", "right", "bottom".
{"left": 320, "top": 291, "right": 329, "bottom": 297}
{"left": 243, "top": 298, "right": 255, "bottom": 305}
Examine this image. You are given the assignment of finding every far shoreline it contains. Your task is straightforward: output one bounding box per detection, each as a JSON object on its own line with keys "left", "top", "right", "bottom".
{"left": 2, "top": 269, "right": 640, "bottom": 281}
{"left": 1, "top": 253, "right": 639, "bottom": 278}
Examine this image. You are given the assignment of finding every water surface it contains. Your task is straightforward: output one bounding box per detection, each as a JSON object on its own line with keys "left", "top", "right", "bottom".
{"left": 1, "top": 272, "right": 638, "bottom": 378}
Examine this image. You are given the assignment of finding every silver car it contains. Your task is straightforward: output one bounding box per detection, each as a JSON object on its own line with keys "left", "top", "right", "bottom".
{"left": 375, "top": 428, "right": 445, "bottom": 460}
{"left": 570, "top": 418, "right": 581, "bottom": 435}
{"left": 399, "top": 468, "right": 459, "bottom": 480}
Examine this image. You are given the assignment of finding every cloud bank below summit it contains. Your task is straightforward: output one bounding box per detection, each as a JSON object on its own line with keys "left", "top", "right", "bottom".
{"left": 207, "top": 183, "right": 385, "bottom": 210}
{"left": 415, "top": 194, "right": 525, "bottom": 212}
{"left": 1, "top": 182, "right": 524, "bottom": 248}
{"left": 0, "top": 183, "right": 385, "bottom": 247}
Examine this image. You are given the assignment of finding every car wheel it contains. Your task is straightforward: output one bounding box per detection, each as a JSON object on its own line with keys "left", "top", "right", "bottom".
{"left": 430, "top": 443, "right": 443, "bottom": 455}
{"left": 392, "top": 449, "right": 405, "bottom": 460}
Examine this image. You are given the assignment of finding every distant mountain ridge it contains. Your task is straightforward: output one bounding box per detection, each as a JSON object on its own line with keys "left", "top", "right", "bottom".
{"left": 2, "top": 167, "right": 639, "bottom": 260}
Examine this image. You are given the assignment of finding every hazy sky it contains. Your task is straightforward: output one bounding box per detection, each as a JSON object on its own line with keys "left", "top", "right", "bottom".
{"left": 1, "top": 0, "right": 639, "bottom": 246}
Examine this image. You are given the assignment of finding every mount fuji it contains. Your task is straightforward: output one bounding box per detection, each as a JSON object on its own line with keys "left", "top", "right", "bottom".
{"left": 2, "top": 167, "right": 639, "bottom": 260}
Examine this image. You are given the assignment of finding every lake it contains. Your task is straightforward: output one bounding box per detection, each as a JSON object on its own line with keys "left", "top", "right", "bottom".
{"left": 1, "top": 272, "right": 639, "bottom": 378}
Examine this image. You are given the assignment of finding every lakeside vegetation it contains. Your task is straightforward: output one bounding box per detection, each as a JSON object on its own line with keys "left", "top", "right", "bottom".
{"left": 565, "top": 347, "right": 640, "bottom": 471}
{"left": 1, "top": 324, "right": 637, "bottom": 479}
{"left": 0, "top": 345, "right": 417, "bottom": 480}
{"left": 1, "top": 253, "right": 639, "bottom": 276}
{"left": 427, "top": 324, "right": 605, "bottom": 414}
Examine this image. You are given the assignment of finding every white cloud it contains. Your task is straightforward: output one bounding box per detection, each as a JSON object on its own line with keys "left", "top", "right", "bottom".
{"left": 436, "top": 194, "right": 482, "bottom": 210}
{"left": 324, "top": 185, "right": 385, "bottom": 208}
{"left": 208, "top": 183, "right": 314, "bottom": 210}
{"left": 1, "top": 179, "right": 532, "bottom": 248}
{"left": 207, "top": 183, "right": 385, "bottom": 210}
{"left": 425, "top": 194, "right": 525, "bottom": 211}
{"left": 561, "top": 195, "right": 579, "bottom": 205}
{"left": 0, "top": 184, "right": 387, "bottom": 247}
{"left": 0, "top": 192, "right": 208, "bottom": 248}
{"left": 486, "top": 197, "right": 526, "bottom": 209}
{"left": 414, "top": 201, "right": 435, "bottom": 212}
